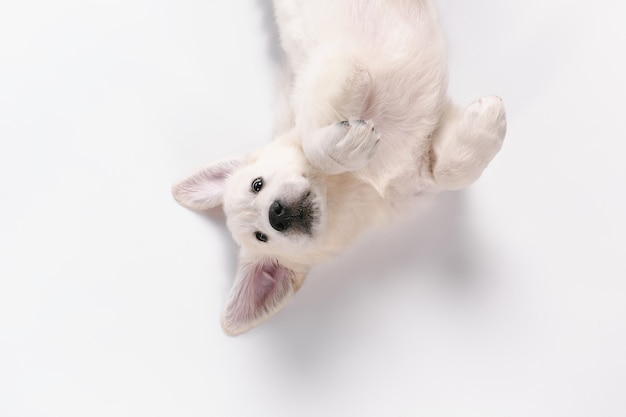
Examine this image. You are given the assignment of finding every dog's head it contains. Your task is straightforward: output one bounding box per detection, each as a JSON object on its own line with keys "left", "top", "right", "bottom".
{"left": 172, "top": 135, "right": 327, "bottom": 335}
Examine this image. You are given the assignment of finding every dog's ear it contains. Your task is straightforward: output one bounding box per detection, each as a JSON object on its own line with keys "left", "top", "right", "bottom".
{"left": 172, "top": 158, "right": 241, "bottom": 210}
{"left": 221, "top": 254, "right": 306, "bottom": 336}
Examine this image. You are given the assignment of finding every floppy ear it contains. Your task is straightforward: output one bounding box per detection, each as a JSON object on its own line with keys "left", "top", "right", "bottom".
{"left": 172, "top": 158, "right": 241, "bottom": 210}
{"left": 221, "top": 254, "right": 307, "bottom": 336}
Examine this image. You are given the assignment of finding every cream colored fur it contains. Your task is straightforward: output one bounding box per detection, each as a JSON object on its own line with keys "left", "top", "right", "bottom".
{"left": 173, "top": 0, "right": 506, "bottom": 336}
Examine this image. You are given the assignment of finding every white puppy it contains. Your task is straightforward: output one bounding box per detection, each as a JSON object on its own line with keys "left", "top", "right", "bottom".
{"left": 173, "top": 0, "right": 506, "bottom": 336}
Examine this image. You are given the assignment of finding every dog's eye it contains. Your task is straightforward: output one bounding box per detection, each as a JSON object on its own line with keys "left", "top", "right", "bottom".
{"left": 255, "top": 231, "right": 268, "bottom": 242}
{"left": 251, "top": 177, "right": 263, "bottom": 193}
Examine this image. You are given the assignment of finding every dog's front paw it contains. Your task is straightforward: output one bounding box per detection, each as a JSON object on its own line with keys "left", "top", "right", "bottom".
{"left": 431, "top": 96, "right": 507, "bottom": 190}
{"left": 458, "top": 96, "right": 507, "bottom": 162}
{"left": 303, "top": 119, "right": 380, "bottom": 174}
{"left": 328, "top": 119, "right": 380, "bottom": 172}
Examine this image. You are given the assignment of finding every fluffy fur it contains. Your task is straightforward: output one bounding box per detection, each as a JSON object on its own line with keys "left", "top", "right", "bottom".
{"left": 173, "top": 0, "right": 507, "bottom": 336}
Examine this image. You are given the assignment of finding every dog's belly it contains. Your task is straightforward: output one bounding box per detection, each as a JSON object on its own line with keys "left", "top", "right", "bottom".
{"left": 278, "top": 0, "right": 448, "bottom": 193}
{"left": 339, "top": 2, "right": 449, "bottom": 192}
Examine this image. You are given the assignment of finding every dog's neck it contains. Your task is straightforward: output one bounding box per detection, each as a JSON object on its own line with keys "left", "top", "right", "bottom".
{"left": 322, "top": 172, "right": 390, "bottom": 250}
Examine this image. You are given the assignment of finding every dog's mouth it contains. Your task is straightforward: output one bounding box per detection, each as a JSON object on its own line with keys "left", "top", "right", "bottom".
{"left": 268, "top": 191, "right": 319, "bottom": 236}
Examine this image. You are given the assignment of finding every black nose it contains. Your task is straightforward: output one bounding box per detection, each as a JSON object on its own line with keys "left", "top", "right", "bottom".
{"left": 269, "top": 200, "right": 291, "bottom": 232}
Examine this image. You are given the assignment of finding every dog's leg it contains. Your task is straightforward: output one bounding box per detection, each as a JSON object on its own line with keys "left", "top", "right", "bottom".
{"left": 429, "top": 96, "right": 507, "bottom": 190}
{"left": 295, "top": 57, "right": 379, "bottom": 174}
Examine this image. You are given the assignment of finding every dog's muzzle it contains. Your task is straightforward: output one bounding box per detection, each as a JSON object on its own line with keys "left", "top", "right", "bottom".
{"left": 269, "top": 192, "right": 315, "bottom": 235}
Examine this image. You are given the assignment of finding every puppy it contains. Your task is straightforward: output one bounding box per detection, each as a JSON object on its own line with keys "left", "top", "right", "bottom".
{"left": 173, "top": 0, "right": 507, "bottom": 336}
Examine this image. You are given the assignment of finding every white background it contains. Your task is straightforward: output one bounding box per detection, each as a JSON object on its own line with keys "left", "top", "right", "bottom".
{"left": 2, "top": 1, "right": 625, "bottom": 416}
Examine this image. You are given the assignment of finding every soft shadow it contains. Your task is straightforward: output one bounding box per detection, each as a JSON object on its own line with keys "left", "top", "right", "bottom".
{"left": 254, "top": 0, "right": 283, "bottom": 64}
{"left": 258, "top": 191, "right": 494, "bottom": 369}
